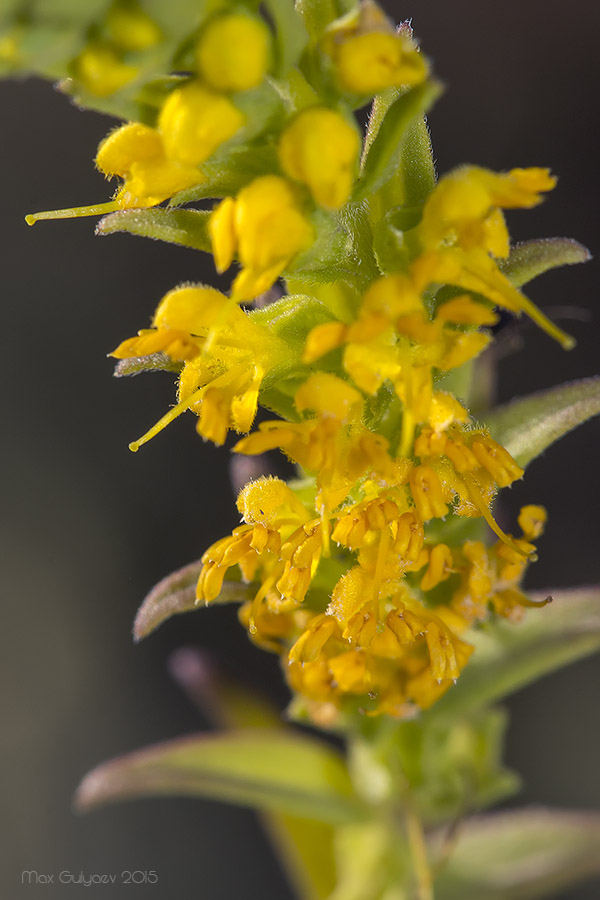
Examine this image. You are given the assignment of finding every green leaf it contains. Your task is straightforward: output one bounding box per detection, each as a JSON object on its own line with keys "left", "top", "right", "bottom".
{"left": 264, "top": 816, "right": 337, "bottom": 900}
{"left": 75, "top": 728, "right": 366, "bottom": 824}
{"left": 263, "top": 0, "right": 309, "bottom": 76}
{"left": 498, "top": 237, "right": 591, "bottom": 288}
{"left": 180, "top": 665, "right": 338, "bottom": 900}
{"left": 133, "top": 561, "right": 253, "bottom": 642}
{"left": 294, "top": 0, "right": 340, "bottom": 42}
{"left": 430, "top": 586, "right": 600, "bottom": 718}
{"left": 97, "top": 208, "right": 212, "bottom": 252}
{"left": 486, "top": 376, "right": 600, "bottom": 468}
{"left": 287, "top": 208, "right": 362, "bottom": 286}
{"left": 434, "top": 807, "right": 600, "bottom": 900}
{"left": 352, "top": 80, "right": 442, "bottom": 203}
{"left": 251, "top": 294, "right": 338, "bottom": 349}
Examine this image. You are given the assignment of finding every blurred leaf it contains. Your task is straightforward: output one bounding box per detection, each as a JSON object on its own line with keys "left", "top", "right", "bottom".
{"left": 17, "top": 0, "right": 108, "bottom": 26}
{"left": 434, "top": 807, "right": 600, "bottom": 900}
{"left": 266, "top": 816, "right": 337, "bottom": 900}
{"left": 75, "top": 728, "right": 366, "bottom": 824}
{"left": 264, "top": 0, "right": 309, "bottom": 76}
{"left": 330, "top": 821, "right": 405, "bottom": 900}
{"left": 176, "top": 659, "right": 338, "bottom": 900}
{"left": 353, "top": 80, "right": 442, "bottom": 202}
{"left": 431, "top": 587, "right": 600, "bottom": 718}
{"left": 499, "top": 238, "right": 591, "bottom": 288}
{"left": 486, "top": 376, "right": 600, "bottom": 468}
{"left": 294, "top": 0, "right": 339, "bottom": 42}
{"left": 133, "top": 561, "right": 253, "bottom": 642}
{"left": 97, "top": 207, "right": 212, "bottom": 251}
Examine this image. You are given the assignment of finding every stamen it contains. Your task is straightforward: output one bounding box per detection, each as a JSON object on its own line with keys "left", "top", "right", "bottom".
{"left": 25, "top": 200, "right": 120, "bottom": 226}
{"left": 515, "top": 293, "right": 576, "bottom": 351}
{"left": 129, "top": 386, "right": 206, "bottom": 451}
{"left": 464, "top": 476, "right": 532, "bottom": 558}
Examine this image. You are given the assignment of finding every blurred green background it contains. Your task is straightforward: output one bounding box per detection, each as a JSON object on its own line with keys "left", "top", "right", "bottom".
{"left": 1, "top": 0, "right": 599, "bottom": 897}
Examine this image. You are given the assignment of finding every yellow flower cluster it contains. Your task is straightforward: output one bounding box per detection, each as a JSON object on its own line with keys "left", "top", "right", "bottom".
{"left": 39, "top": 1, "right": 572, "bottom": 724}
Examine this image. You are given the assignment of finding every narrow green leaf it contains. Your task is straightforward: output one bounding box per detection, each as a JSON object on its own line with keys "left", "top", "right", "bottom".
{"left": 133, "top": 561, "right": 253, "bottom": 642}
{"left": 97, "top": 208, "right": 212, "bottom": 252}
{"left": 265, "top": 816, "right": 337, "bottom": 900}
{"left": 264, "top": 0, "right": 309, "bottom": 76}
{"left": 183, "top": 663, "right": 338, "bottom": 900}
{"left": 498, "top": 237, "right": 591, "bottom": 288}
{"left": 75, "top": 728, "right": 365, "bottom": 824}
{"left": 352, "top": 80, "right": 442, "bottom": 203}
{"left": 430, "top": 587, "right": 600, "bottom": 718}
{"left": 435, "top": 807, "right": 600, "bottom": 900}
{"left": 294, "top": 0, "right": 339, "bottom": 42}
{"left": 486, "top": 376, "right": 600, "bottom": 468}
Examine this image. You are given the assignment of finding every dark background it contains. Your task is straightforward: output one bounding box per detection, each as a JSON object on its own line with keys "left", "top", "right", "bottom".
{"left": 1, "top": 1, "right": 599, "bottom": 897}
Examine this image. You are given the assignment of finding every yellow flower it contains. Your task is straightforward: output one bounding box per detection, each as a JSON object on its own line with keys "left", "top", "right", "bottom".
{"left": 419, "top": 165, "right": 556, "bottom": 255}
{"left": 209, "top": 176, "right": 315, "bottom": 300}
{"left": 196, "top": 11, "right": 271, "bottom": 92}
{"left": 278, "top": 107, "right": 360, "bottom": 208}
{"left": 111, "top": 284, "right": 229, "bottom": 362}
{"left": 324, "top": 4, "right": 428, "bottom": 95}
{"left": 95, "top": 122, "right": 202, "bottom": 208}
{"left": 73, "top": 43, "right": 138, "bottom": 97}
{"left": 288, "top": 593, "right": 473, "bottom": 718}
{"left": 122, "top": 286, "right": 291, "bottom": 449}
{"left": 414, "top": 165, "right": 575, "bottom": 349}
{"left": 158, "top": 81, "right": 245, "bottom": 167}
{"left": 332, "top": 32, "right": 428, "bottom": 94}
{"left": 106, "top": 2, "right": 162, "bottom": 51}
{"left": 449, "top": 508, "right": 549, "bottom": 624}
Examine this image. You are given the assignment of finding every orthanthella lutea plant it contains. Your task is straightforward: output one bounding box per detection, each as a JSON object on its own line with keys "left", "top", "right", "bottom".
{"left": 3, "top": 0, "right": 600, "bottom": 897}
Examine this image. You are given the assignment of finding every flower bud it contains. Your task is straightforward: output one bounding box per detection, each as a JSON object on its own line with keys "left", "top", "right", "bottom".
{"left": 196, "top": 12, "right": 271, "bottom": 92}
{"left": 159, "top": 81, "right": 244, "bottom": 167}
{"left": 278, "top": 107, "right": 360, "bottom": 209}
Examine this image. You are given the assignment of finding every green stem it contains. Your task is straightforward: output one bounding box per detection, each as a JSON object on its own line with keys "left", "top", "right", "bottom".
{"left": 405, "top": 798, "right": 434, "bottom": 900}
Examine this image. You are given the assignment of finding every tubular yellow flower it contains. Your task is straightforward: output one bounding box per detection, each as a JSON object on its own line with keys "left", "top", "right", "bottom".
{"left": 278, "top": 107, "right": 361, "bottom": 209}
{"left": 158, "top": 81, "right": 245, "bottom": 167}
{"left": 420, "top": 543, "right": 453, "bottom": 591}
{"left": 111, "top": 284, "right": 232, "bottom": 362}
{"left": 409, "top": 466, "right": 449, "bottom": 521}
{"left": 95, "top": 122, "right": 202, "bottom": 208}
{"left": 106, "top": 2, "right": 162, "bottom": 51}
{"left": 414, "top": 165, "right": 575, "bottom": 349}
{"left": 324, "top": 3, "right": 428, "bottom": 95}
{"left": 73, "top": 44, "right": 137, "bottom": 97}
{"left": 419, "top": 165, "right": 556, "bottom": 254}
{"left": 122, "top": 286, "right": 295, "bottom": 450}
{"left": 195, "top": 12, "right": 271, "bottom": 92}
{"left": 209, "top": 176, "right": 315, "bottom": 300}
{"left": 518, "top": 504, "right": 547, "bottom": 540}
{"left": 332, "top": 31, "right": 428, "bottom": 94}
